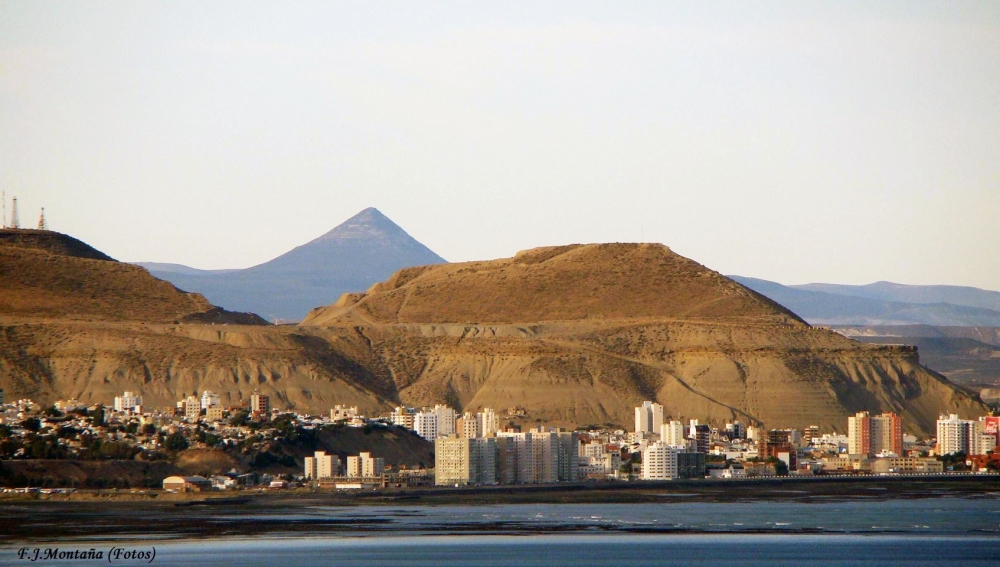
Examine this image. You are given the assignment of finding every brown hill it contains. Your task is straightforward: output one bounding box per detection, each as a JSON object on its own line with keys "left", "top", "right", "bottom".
{"left": 0, "top": 229, "right": 266, "bottom": 324}
{"left": 303, "top": 243, "right": 805, "bottom": 326}
{"left": 0, "top": 230, "right": 383, "bottom": 416}
{"left": 300, "top": 244, "right": 987, "bottom": 436}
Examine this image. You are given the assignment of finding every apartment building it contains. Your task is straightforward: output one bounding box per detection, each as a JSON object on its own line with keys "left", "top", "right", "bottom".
{"left": 661, "top": 420, "right": 687, "bottom": 447}
{"left": 641, "top": 442, "right": 706, "bottom": 480}
{"left": 113, "top": 391, "right": 143, "bottom": 413}
{"left": 200, "top": 391, "right": 221, "bottom": 410}
{"left": 304, "top": 450, "right": 341, "bottom": 480}
{"left": 249, "top": 392, "right": 270, "bottom": 416}
{"left": 635, "top": 401, "right": 664, "bottom": 435}
{"left": 434, "top": 436, "right": 497, "bottom": 486}
{"left": 848, "top": 411, "right": 902, "bottom": 457}
{"left": 346, "top": 452, "right": 385, "bottom": 478}
{"left": 414, "top": 411, "right": 439, "bottom": 441}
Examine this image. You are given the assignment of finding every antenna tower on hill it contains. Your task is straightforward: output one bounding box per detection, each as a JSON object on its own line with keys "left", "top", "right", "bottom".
{"left": 38, "top": 207, "right": 47, "bottom": 230}
{"left": 9, "top": 197, "right": 19, "bottom": 229}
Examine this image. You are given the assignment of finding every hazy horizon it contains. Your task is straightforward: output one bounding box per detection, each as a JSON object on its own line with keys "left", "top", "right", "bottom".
{"left": 2, "top": 2, "right": 998, "bottom": 289}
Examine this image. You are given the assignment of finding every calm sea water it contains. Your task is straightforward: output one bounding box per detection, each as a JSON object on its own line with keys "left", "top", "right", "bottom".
{"left": 4, "top": 498, "right": 1000, "bottom": 566}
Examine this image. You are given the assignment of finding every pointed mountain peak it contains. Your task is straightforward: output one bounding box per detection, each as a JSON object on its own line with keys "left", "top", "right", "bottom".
{"left": 314, "top": 207, "right": 408, "bottom": 243}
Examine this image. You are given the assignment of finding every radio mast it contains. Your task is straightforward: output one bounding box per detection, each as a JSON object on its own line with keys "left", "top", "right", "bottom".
{"left": 9, "top": 197, "right": 19, "bottom": 229}
{"left": 38, "top": 207, "right": 47, "bottom": 230}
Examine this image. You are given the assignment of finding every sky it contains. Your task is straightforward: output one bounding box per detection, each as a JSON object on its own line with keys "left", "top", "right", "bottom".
{"left": 1, "top": 2, "right": 998, "bottom": 289}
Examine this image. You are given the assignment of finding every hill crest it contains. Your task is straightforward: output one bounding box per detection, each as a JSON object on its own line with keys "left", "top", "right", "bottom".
{"left": 303, "top": 243, "right": 806, "bottom": 326}
{"left": 0, "top": 229, "right": 267, "bottom": 324}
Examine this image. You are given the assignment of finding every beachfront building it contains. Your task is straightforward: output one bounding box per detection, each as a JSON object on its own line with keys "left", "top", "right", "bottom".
{"left": 304, "top": 451, "right": 341, "bottom": 480}
{"left": 848, "top": 411, "right": 903, "bottom": 457}
{"left": 496, "top": 427, "right": 578, "bottom": 484}
{"left": 689, "top": 420, "right": 711, "bottom": 453}
{"left": 162, "top": 475, "right": 211, "bottom": 492}
{"left": 642, "top": 442, "right": 680, "bottom": 480}
{"left": 434, "top": 436, "right": 497, "bottom": 486}
{"left": 345, "top": 452, "right": 385, "bottom": 478}
{"left": 937, "top": 414, "right": 976, "bottom": 455}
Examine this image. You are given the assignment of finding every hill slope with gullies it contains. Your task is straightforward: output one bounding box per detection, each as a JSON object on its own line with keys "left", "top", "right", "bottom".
{"left": 0, "top": 234, "right": 987, "bottom": 436}
{"left": 302, "top": 244, "right": 987, "bottom": 436}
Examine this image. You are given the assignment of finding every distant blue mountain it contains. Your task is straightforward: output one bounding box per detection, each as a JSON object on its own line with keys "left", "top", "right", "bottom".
{"left": 795, "top": 281, "right": 1000, "bottom": 312}
{"left": 731, "top": 276, "right": 1000, "bottom": 327}
{"left": 136, "top": 208, "right": 446, "bottom": 322}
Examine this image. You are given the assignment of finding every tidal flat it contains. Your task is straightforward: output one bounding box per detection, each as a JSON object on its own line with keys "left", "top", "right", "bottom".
{"left": 2, "top": 476, "right": 999, "bottom": 543}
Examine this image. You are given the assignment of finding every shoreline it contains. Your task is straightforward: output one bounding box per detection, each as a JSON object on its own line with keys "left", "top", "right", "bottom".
{"left": 3, "top": 473, "right": 998, "bottom": 505}
{"left": 1, "top": 475, "right": 998, "bottom": 544}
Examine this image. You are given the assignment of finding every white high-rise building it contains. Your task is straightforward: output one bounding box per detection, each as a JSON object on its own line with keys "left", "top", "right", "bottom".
{"left": 642, "top": 442, "right": 680, "bottom": 480}
{"left": 114, "top": 391, "right": 143, "bottom": 413}
{"left": 661, "top": 420, "right": 687, "bottom": 447}
{"left": 634, "top": 401, "right": 664, "bottom": 435}
{"left": 200, "top": 391, "right": 221, "bottom": 410}
{"left": 434, "top": 405, "right": 457, "bottom": 437}
{"left": 479, "top": 407, "right": 500, "bottom": 436}
{"left": 414, "top": 411, "right": 439, "bottom": 441}
{"left": 937, "top": 414, "right": 975, "bottom": 456}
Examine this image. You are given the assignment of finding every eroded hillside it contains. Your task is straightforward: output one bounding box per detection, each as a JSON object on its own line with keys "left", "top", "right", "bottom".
{"left": 0, "top": 237, "right": 987, "bottom": 436}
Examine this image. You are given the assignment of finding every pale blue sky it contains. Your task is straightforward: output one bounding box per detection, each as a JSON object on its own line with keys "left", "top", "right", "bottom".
{"left": 1, "top": 2, "right": 998, "bottom": 289}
